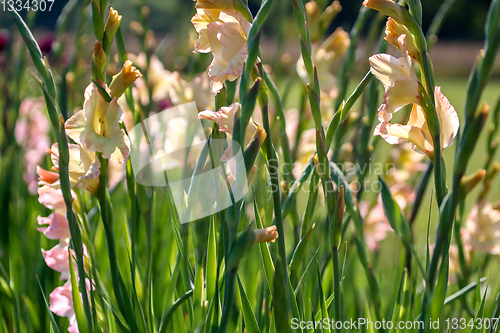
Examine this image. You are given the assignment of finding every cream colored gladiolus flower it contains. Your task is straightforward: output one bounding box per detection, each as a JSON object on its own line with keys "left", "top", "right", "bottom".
{"left": 50, "top": 143, "right": 100, "bottom": 194}
{"left": 385, "top": 18, "right": 418, "bottom": 60}
{"left": 374, "top": 86, "right": 459, "bottom": 158}
{"left": 65, "top": 83, "right": 130, "bottom": 163}
{"left": 297, "top": 27, "right": 350, "bottom": 100}
{"left": 254, "top": 225, "right": 279, "bottom": 244}
{"left": 363, "top": 0, "right": 404, "bottom": 23}
{"left": 462, "top": 199, "right": 500, "bottom": 255}
{"left": 199, "top": 102, "right": 263, "bottom": 162}
{"left": 192, "top": 9, "right": 251, "bottom": 93}
{"left": 198, "top": 103, "right": 252, "bottom": 133}
{"left": 369, "top": 34, "right": 419, "bottom": 122}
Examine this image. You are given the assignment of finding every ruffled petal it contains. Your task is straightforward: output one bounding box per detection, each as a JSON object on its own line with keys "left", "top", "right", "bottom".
{"left": 378, "top": 78, "right": 419, "bottom": 121}
{"left": 374, "top": 121, "right": 431, "bottom": 155}
{"left": 65, "top": 110, "right": 86, "bottom": 144}
{"left": 38, "top": 189, "right": 68, "bottom": 212}
{"left": 434, "top": 86, "right": 459, "bottom": 149}
{"left": 42, "top": 242, "right": 71, "bottom": 280}
{"left": 49, "top": 282, "right": 74, "bottom": 318}
{"left": 37, "top": 213, "right": 71, "bottom": 240}
{"left": 198, "top": 103, "right": 241, "bottom": 133}
{"left": 369, "top": 53, "right": 411, "bottom": 90}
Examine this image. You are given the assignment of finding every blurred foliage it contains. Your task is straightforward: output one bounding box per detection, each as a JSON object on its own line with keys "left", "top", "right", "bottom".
{"left": 0, "top": 0, "right": 495, "bottom": 40}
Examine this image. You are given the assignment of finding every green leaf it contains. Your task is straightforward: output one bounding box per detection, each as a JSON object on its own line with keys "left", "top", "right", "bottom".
{"left": 36, "top": 277, "right": 62, "bottom": 333}
{"left": 206, "top": 218, "right": 217, "bottom": 303}
{"left": 69, "top": 252, "right": 90, "bottom": 333}
{"left": 237, "top": 277, "right": 261, "bottom": 333}
{"left": 289, "top": 223, "right": 315, "bottom": 274}
{"left": 254, "top": 197, "right": 275, "bottom": 293}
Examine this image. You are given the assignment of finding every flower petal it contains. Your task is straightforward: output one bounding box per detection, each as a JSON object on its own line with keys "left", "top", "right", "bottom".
{"left": 434, "top": 86, "right": 459, "bottom": 149}
{"left": 37, "top": 213, "right": 71, "bottom": 240}
{"left": 65, "top": 110, "right": 86, "bottom": 145}
{"left": 42, "top": 242, "right": 71, "bottom": 280}
{"left": 49, "top": 282, "right": 74, "bottom": 318}
{"left": 378, "top": 78, "right": 419, "bottom": 121}
{"left": 198, "top": 103, "right": 241, "bottom": 133}
{"left": 369, "top": 53, "right": 410, "bottom": 90}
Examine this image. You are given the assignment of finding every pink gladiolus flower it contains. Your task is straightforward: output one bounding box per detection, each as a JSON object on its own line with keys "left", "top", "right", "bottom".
{"left": 42, "top": 241, "right": 73, "bottom": 280}
{"left": 192, "top": 9, "right": 251, "bottom": 93}
{"left": 360, "top": 202, "right": 393, "bottom": 251}
{"left": 369, "top": 35, "right": 420, "bottom": 122}
{"left": 198, "top": 103, "right": 254, "bottom": 134}
{"left": 49, "top": 282, "right": 75, "bottom": 318}
{"left": 462, "top": 199, "right": 500, "bottom": 255}
{"left": 374, "top": 86, "right": 459, "bottom": 158}
{"left": 65, "top": 83, "right": 130, "bottom": 163}
{"left": 38, "top": 143, "right": 100, "bottom": 194}
{"left": 38, "top": 213, "right": 71, "bottom": 240}
{"left": 38, "top": 189, "right": 70, "bottom": 212}
{"left": 15, "top": 97, "right": 51, "bottom": 194}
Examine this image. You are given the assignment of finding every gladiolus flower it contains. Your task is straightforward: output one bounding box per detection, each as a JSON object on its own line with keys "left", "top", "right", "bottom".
{"left": 297, "top": 27, "right": 350, "bottom": 99}
{"left": 109, "top": 60, "right": 142, "bottom": 98}
{"left": 38, "top": 143, "right": 100, "bottom": 194}
{"left": 360, "top": 202, "right": 392, "bottom": 251}
{"left": 65, "top": 83, "right": 130, "bottom": 163}
{"left": 38, "top": 213, "right": 71, "bottom": 240}
{"left": 199, "top": 103, "right": 253, "bottom": 133}
{"left": 49, "top": 281, "right": 84, "bottom": 333}
{"left": 38, "top": 189, "right": 70, "bottom": 212}
{"left": 42, "top": 241, "right": 73, "bottom": 280}
{"left": 15, "top": 97, "right": 50, "bottom": 194}
{"left": 103, "top": 8, "right": 122, "bottom": 46}
{"left": 374, "top": 86, "right": 459, "bottom": 158}
{"left": 199, "top": 102, "right": 266, "bottom": 174}
{"left": 49, "top": 282, "right": 75, "bottom": 319}
{"left": 385, "top": 18, "right": 418, "bottom": 60}
{"left": 462, "top": 199, "right": 500, "bottom": 255}
{"left": 362, "top": 0, "right": 404, "bottom": 23}
{"left": 369, "top": 34, "right": 419, "bottom": 121}
{"left": 192, "top": 9, "right": 251, "bottom": 93}
{"left": 254, "top": 225, "right": 279, "bottom": 244}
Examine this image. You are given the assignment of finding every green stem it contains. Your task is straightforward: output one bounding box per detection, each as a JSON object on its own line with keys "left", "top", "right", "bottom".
{"left": 97, "top": 155, "right": 139, "bottom": 332}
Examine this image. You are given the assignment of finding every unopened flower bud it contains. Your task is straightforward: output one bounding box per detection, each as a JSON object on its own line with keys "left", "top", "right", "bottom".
{"left": 305, "top": 1, "right": 321, "bottom": 42}
{"left": 254, "top": 225, "right": 279, "bottom": 244}
{"left": 320, "top": 1, "right": 342, "bottom": 32}
{"left": 109, "top": 60, "right": 142, "bottom": 98}
{"left": 104, "top": 8, "right": 122, "bottom": 47}
{"left": 93, "top": 41, "right": 106, "bottom": 74}
{"left": 145, "top": 30, "right": 156, "bottom": 52}
{"left": 339, "top": 142, "right": 353, "bottom": 161}
{"left": 253, "top": 124, "right": 267, "bottom": 145}
{"left": 385, "top": 18, "right": 418, "bottom": 60}
{"left": 141, "top": 6, "right": 150, "bottom": 18}
{"left": 321, "top": 27, "right": 350, "bottom": 56}
{"left": 363, "top": 0, "right": 404, "bottom": 23}
{"left": 461, "top": 169, "right": 487, "bottom": 194}
{"left": 129, "top": 21, "right": 144, "bottom": 36}
{"left": 312, "top": 153, "right": 322, "bottom": 176}
{"left": 281, "top": 180, "right": 289, "bottom": 193}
